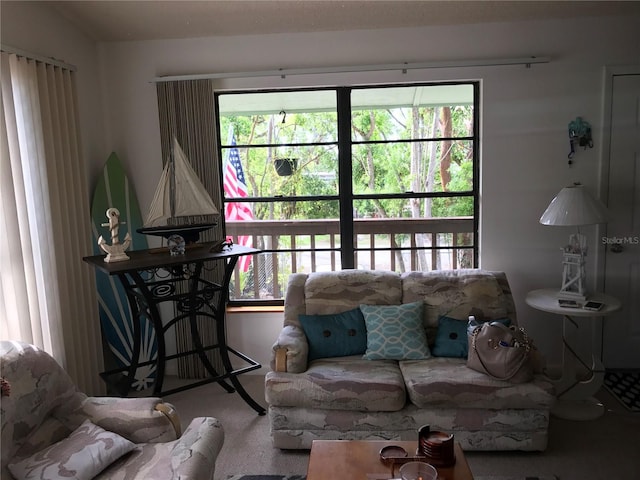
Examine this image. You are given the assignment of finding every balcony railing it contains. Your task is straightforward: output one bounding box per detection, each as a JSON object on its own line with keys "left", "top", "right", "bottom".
{"left": 225, "top": 217, "right": 474, "bottom": 301}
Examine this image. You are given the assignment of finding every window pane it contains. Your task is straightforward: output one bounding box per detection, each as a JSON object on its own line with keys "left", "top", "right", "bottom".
{"left": 222, "top": 145, "right": 339, "bottom": 198}
{"left": 352, "top": 244, "right": 475, "bottom": 271}
{"left": 219, "top": 90, "right": 338, "bottom": 146}
{"left": 352, "top": 197, "right": 473, "bottom": 220}
{"left": 226, "top": 200, "right": 340, "bottom": 236}
{"left": 352, "top": 140, "right": 473, "bottom": 194}
{"left": 351, "top": 84, "right": 474, "bottom": 142}
{"left": 353, "top": 230, "right": 475, "bottom": 272}
{"left": 229, "top": 248, "right": 344, "bottom": 300}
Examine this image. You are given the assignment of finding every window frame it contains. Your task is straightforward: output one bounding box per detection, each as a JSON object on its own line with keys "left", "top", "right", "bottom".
{"left": 215, "top": 81, "right": 480, "bottom": 305}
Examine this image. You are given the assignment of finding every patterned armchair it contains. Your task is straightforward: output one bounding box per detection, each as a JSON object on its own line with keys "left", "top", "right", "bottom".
{"left": 1, "top": 341, "right": 224, "bottom": 479}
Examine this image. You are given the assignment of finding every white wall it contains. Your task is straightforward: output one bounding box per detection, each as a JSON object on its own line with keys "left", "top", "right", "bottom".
{"left": 3, "top": 3, "right": 639, "bottom": 372}
{"left": 1, "top": 1, "right": 106, "bottom": 180}
{"left": 96, "top": 16, "right": 639, "bottom": 369}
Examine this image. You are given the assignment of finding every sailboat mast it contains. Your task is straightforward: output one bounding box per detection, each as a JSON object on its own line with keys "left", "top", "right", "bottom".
{"left": 169, "top": 148, "right": 176, "bottom": 223}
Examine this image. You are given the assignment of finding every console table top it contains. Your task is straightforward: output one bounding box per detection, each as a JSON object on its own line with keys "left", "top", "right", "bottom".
{"left": 83, "top": 243, "right": 258, "bottom": 275}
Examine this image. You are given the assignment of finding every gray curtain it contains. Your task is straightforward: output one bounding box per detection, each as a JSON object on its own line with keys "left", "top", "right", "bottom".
{"left": 156, "top": 79, "right": 225, "bottom": 378}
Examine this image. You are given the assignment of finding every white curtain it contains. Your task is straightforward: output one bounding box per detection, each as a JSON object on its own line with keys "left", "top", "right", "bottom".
{"left": 0, "top": 51, "right": 104, "bottom": 394}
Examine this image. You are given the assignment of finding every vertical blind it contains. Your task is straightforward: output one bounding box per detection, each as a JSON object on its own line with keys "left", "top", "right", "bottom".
{"left": 1, "top": 51, "right": 103, "bottom": 394}
{"left": 156, "top": 79, "right": 226, "bottom": 378}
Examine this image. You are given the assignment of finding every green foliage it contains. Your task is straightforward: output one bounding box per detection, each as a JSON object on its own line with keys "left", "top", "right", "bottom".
{"left": 219, "top": 90, "right": 474, "bottom": 222}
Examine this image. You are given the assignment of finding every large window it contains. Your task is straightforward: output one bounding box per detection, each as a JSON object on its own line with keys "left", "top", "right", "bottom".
{"left": 216, "top": 82, "right": 479, "bottom": 303}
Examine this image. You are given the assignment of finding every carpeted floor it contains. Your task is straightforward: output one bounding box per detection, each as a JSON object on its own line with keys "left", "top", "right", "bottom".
{"left": 475, "top": 477, "right": 558, "bottom": 480}
{"left": 170, "top": 375, "right": 639, "bottom": 480}
{"left": 603, "top": 369, "right": 640, "bottom": 412}
{"left": 227, "top": 475, "right": 558, "bottom": 480}
{"left": 227, "top": 476, "right": 306, "bottom": 480}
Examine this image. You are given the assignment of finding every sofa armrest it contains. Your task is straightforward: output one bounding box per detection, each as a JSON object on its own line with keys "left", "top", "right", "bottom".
{"left": 171, "top": 417, "right": 224, "bottom": 480}
{"left": 270, "top": 325, "right": 308, "bottom": 373}
{"left": 154, "top": 401, "right": 181, "bottom": 437}
{"left": 79, "top": 397, "right": 179, "bottom": 443}
{"left": 274, "top": 347, "right": 288, "bottom": 372}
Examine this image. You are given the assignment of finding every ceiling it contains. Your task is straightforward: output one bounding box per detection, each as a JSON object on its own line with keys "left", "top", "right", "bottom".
{"left": 45, "top": 1, "right": 640, "bottom": 43}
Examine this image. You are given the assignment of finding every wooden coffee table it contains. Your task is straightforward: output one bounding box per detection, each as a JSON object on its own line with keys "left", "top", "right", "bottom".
{"left": 307, "top": 440, "right": 473, "bottom": 480}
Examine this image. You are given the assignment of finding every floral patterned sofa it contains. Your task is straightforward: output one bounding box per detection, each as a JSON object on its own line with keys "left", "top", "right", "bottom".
{"left": 1, "top": 341, "right": 224, "bottom": 480}
{"left": 265, "top": 269, "right": 555, "bottom": 451}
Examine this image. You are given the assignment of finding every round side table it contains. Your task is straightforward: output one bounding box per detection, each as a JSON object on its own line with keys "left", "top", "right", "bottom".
{"left": 525, "top": 289, "right": 621, "bottom": 420}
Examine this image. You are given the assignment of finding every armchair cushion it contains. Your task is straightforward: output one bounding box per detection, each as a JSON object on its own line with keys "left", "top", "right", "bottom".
{"left": 8, "top": 420, "right": 135, "bottom": 480}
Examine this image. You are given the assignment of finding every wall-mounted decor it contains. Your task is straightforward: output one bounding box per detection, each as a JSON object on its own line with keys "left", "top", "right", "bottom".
{"left": 567, "top": 117, "right": 593, "bottom": 163}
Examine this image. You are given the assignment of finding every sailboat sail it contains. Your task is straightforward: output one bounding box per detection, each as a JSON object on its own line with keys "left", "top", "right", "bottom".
{"left": 144, "top": 138, "right": 218, "bottom": 228}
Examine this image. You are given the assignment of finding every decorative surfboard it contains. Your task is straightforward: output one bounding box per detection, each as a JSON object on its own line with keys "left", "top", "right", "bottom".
{"left": 91, "top": 152, "right": 157, "bottom": 391}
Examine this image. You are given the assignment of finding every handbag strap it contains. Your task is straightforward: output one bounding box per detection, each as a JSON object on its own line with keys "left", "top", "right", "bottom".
{"left": 471, "top": 325, "right": 530, "bottom": 381}
{"left": 488, "top": 322, "right": 531, "bottom": 348}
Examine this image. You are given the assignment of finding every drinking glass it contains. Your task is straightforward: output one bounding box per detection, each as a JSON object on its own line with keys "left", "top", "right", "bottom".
{"left": 398, "top": 461, "right": 438, "bottom": 480}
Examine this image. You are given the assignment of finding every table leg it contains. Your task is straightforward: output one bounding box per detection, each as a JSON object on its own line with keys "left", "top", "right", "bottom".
{"left": 127, "top": 271, "right": 169, "bottom": 395}
{"left": 215, "top": 255, "right": 266, "bottom": 415}
{"left": 186, "top": 311, "right": 235, "bottom": 394}
{"left": 551, "top": 314, "right": 605, "bottom": 420}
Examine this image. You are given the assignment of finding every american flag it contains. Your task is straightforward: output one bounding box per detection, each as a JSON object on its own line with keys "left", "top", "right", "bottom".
{"left": 224, "top": 132, "right": 254, "bottom": 272}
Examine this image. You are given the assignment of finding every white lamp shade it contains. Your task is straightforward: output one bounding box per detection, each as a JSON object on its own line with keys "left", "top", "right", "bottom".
{"left": 540, "top": 184, "right": 609, "bottom": 226}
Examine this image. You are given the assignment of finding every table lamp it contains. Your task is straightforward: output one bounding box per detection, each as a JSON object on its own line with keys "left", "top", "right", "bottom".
{"left": 539, "top": 183, "right": 609, "bottom": 300}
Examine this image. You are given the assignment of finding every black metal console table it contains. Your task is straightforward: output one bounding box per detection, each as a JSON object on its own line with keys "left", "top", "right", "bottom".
{"left": 83, "top": 243, "right": 265, "bottom": 415}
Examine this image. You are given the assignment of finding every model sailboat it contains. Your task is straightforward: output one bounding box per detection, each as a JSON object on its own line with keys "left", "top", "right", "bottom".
{"left": 138, "top": 137, "right": 218, "bottom": 243}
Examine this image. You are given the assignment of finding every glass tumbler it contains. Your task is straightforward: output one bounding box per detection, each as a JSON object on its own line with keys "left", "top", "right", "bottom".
{"left": 399, "top": 461, "right": 438, "bottom": 480}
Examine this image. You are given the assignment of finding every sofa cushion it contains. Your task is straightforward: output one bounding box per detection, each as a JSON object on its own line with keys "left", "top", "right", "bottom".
{"left": 299, "top": 308, "right": 367, "bottom": 361}
{"left": 265, "top": 356, "right": 406, "bottom": 412}
{"left": 360, "top": 301, "right": 431, "bottom": 360}
{"left": 401, "top": 270, "right": 509, "bottom": 346}
{"left": 399, "top": 357, "right": 556, "bottom": 410}
{"left": 304, "top": 270, "right": 402, "bottom": 315}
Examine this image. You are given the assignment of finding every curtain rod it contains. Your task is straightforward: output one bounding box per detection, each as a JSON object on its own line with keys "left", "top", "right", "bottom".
{"left": 0, "top": 44, "right": 77, "bottom": 71}
{"left": 153, "top": 56, "right": 550, "bottom": 82}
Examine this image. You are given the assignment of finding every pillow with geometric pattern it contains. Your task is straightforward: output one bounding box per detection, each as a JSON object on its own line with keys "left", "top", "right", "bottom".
{"left": 360, "top": 301, "right": 430, "bottom": 360}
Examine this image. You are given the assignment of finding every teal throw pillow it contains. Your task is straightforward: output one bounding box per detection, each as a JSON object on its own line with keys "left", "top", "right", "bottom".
{"left": 299, "top": 308, "right": 368, "bottom": 361}
{"left": 360, "top": 301, "right": 430, "bottom": 360}
{"left": 432, "top": 316, "right": 512, "bottom": 358}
